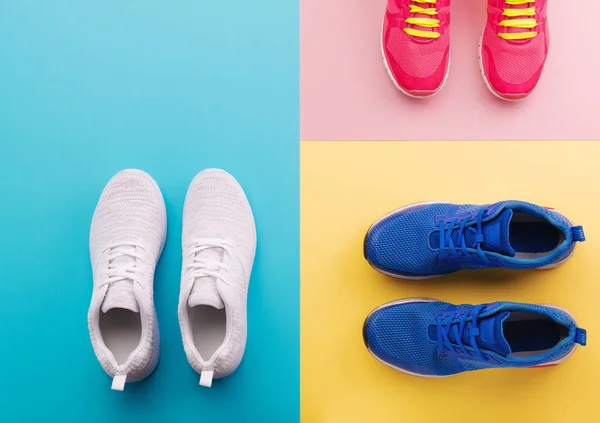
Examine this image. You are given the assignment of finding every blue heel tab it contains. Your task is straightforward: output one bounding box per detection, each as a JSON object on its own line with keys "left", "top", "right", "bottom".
{"left": 575, "top": 328, "right": 587, "bottom": 346}
{"left": 571, "top": 226, "right": 585, "bottom": 242}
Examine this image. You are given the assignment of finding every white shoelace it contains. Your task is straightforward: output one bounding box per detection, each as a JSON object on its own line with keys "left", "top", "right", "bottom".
{"left": 98, "top": 243, "right": 146, "bottom": 289}
{"left": 185, "top": 238, "right": 233, "bottom": 282}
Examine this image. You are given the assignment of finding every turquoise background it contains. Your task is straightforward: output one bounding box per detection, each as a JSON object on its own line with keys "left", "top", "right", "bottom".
{"left": 0, "top": 1, "right": 298, "bottom": 422}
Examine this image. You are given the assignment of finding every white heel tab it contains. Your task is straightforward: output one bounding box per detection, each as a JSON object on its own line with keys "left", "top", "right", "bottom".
{"left": 200, "top": 370, "right": 214, "bottom": 388}
{"left": 111, "top": 374, "right": 127, "bottom": 391}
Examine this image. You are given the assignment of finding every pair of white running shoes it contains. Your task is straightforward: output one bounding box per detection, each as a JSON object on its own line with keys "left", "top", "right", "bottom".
{"left": 88, "top": 169, "right": 256, "bottom": 391}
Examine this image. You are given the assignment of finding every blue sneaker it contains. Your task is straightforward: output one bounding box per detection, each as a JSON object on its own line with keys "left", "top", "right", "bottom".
{"left": 363, "top": 298, "right": 587, "bottom": 377}
{"left": 364, "top": 201, "right": 585, "bottom": 279}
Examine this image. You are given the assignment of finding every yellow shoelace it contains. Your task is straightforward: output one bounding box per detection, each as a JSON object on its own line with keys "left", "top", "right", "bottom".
{"left": 404, "top": 0, "right": 440, "bottom": 39}
{"left": 499, "top": 0, "right": 537, "bottom": 40}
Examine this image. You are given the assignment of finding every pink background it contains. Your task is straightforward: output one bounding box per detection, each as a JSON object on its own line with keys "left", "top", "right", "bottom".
{"left": 301, "top": 0, "right": 600, "bottom": 140}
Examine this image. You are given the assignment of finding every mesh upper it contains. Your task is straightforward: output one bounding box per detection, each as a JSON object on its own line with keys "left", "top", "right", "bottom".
{"left": 365, "top": 201, "right": 576, "bottom": 277}
{"left": 365, "top": 203, "right": 471, "bottom": 276}
{"left": 366, "top": 300, "right": 456, "bottom": 376}
{"left": 365, "top": 300, "right": 579, "bottom": 376}
{"left": 483, "top": 25, "right": 547, "bottom": 84}
{"left": 482, "top": 0, "right": 549, "bottom": 90}
{"left": 89, "top": 170, "right": 166, "bottom": 262}
{"left": 179, "top": 169, "right": 256, "bottom": 378}
{"left": 387, "top": 29, "right": 449, "bottom": 78}
{"left": 88, "top": 169, "right": 166, "bottom": 381}
{"left": 383, "top": 0, "right": 451, "bottom": 89}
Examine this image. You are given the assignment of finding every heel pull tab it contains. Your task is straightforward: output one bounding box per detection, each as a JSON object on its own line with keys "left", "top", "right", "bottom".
{"left": 200, "top": 370, "right": 214, "bottom": 388}
{"left": 571, "top": 226, "right": 585, "bottom": 242}
{"left": 111, "top": 374, "right": 127, "bottom": 391}
{"left": 575, "top": 328, "right": 587, "bottom": 346}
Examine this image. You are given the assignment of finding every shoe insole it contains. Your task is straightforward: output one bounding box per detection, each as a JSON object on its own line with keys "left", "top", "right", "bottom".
{"left": 504, "top": 319, "right": 564, "bottom": 354}
{"left": 100, "top": 309, "right": 142, "bottom": 365}
{"left": 188, "top": 305, "right": 226, "bottom": 361}
{"left": 509, "top": 222, "right": 560, "bottom": 253}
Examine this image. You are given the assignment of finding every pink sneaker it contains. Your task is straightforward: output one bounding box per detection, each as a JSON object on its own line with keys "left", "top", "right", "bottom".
{"left": 480, "top": 0, "right": 548, "bottom": 100}
{"left": 381, "top": 0, "right": 451, "bottom": 98}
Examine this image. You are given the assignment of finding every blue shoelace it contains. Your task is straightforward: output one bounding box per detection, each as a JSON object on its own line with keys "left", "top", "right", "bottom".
{"left": 436, "top": 305, "right": 486, "bottom": 360}
{"left": 438, "top": 208, "right": 491, "bottom": 264}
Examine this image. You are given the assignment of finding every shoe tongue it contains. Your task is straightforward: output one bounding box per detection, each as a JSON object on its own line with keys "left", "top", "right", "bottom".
{"left": 188, "top": 277, "right": 225, "bottom": 309}
{"left": 471, "top": 311, "right": 512, "bottom": 356}
{"left": 101, "top": 255, "right": 139, "bottom": 313}
{"left": 480, "top": 209, "right": 516, "bottom": 257}
{"left": 187, "top": 247, "right": 225, "bottom": 309}
{"left": 433, "top": 209, "right": 516, "bottom": 256}
{"left": 431, "top": 310, "right": 512, "bottom": 356}
{"left": 102, "top": 281, "right": 139, "bottom": 313}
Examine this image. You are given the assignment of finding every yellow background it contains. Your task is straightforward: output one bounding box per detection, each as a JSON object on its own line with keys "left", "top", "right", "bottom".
{"left": 301, "top": 141, "right": 600, "bottom": 423}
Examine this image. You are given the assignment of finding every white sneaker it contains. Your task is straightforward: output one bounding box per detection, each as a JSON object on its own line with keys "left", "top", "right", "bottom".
{"left": 88, "top": 169, "right": 166, "bottom": 391}
{"left": 178, "top": 169, "right": 256, "bottom": 388}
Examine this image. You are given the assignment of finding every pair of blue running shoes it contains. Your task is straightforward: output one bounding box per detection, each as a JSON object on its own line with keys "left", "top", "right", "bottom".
{"left": 363, "top": 200, "right": 587, "bottom": 377}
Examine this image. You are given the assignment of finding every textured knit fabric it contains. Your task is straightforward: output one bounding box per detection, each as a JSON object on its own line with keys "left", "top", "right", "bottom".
{"left": 88, "top": 169, "right": 166, "bottom": 384}
{"left": 364, "top": 200, "right": 581, "bottom": 278}
{"left": 364, "top": 299, "right": 583, "bottom": 377}
{"left": 366, "top": 300, "right": 457, "bottom": 376}
{"left": 383, "top": 0, "right": 451, "bottom": 95}
{"left": 178, "top": 169, "right": 256, "bottom": 380}
{"left": 481, "top": 0, "right": 549, "bottom": 98}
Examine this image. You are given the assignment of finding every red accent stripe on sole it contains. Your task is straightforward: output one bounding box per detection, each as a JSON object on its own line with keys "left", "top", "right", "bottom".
{"left": 529, "top": 363, "right": 558, "bottom": 368}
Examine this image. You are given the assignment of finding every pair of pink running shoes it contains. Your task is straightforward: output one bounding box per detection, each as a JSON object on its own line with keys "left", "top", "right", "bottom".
{"left": 382, "top": 0, "right": 548, "bottom": 100}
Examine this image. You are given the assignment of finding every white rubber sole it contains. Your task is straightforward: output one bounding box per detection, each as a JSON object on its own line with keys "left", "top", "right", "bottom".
{"left": 365, "top": 202, "right": 577, "bottom": 278}
{"left": 477, "top": 29, "right": 546, "bottom": 102}
{"left": 380, "top": 18, "right": 450, "bottom": 99}
{"left": 365, "top": 298, "right": 579, "bottom": 377}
